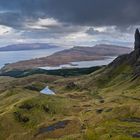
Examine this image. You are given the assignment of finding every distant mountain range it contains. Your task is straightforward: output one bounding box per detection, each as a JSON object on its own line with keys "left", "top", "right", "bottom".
{"left": 2, "top": 44, "right": 132, "bottom": 71}
{"left": 0, "top": 43, "right": 60, "bottom": 51}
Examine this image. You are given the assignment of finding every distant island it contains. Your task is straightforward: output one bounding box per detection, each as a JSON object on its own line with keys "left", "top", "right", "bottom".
{"left": 2, "top": 44, "right": 132, "bottom": 71}
{"left": 0, "top": 43, "right": 60, "bottom": 51}
{"left": 45, "top": 44, "right": 132, "bottom": 65}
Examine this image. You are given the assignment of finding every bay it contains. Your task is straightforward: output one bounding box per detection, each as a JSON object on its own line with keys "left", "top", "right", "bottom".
{"left": 0, "top": 48, "right": 64, "bottom": 68}
{"left": 39, "top": 56, "right": 116, "bottom": 70}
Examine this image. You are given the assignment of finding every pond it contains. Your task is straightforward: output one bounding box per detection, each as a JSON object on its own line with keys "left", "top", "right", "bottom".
{"left": 40, "top": 86, "right": 55, "bottom": 95}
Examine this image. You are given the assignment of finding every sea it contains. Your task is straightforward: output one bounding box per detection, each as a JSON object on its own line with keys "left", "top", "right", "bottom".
{"left": 0, "top": 48, "right": 64, "bottom": 68}
{"left": 0, "top": 48, "right": 116, "bottom": 69}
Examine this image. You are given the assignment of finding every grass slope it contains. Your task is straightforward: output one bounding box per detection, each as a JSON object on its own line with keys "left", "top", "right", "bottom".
{"left": 0, "top": 51, "right": 140, "bottom": 139}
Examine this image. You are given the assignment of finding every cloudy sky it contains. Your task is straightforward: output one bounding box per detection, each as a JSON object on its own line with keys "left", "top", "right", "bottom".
{"left": 0, "top": 0, "right": 140, "bottom": 47}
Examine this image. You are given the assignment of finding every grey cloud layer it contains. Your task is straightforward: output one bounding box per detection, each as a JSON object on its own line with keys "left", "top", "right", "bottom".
{"left": 0, "top": 0, "right": 140, "bottom": 27}
{"left": 0, "top": 0, "right": 139, "bottom": 47}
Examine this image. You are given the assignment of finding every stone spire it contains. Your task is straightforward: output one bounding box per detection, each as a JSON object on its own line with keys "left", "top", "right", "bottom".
{"left": 134, "top": 28, "right": 140, "bottom": 50}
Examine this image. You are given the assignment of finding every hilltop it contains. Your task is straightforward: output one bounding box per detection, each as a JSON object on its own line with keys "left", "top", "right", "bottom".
{"left": 0, "top": 43, "right": 60, "bottom": 52}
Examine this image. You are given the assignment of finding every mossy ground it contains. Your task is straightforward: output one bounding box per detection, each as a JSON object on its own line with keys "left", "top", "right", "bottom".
{"left": 0, "top": 63, "right": 140, "bottom": 140}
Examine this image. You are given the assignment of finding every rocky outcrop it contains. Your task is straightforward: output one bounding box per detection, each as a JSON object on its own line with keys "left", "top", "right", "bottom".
{"left": 105, "top": 29, "right": 140, "bottom": 80}
{"left": 110, "top": 29, "right": 140, "bottom": 68}
{"left": 134, "top": 28, "right": 140, "bottom": 50}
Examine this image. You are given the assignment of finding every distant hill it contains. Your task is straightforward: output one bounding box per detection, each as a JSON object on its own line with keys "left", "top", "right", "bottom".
{"left": 0, "top": 43, "right": 60, "bottom": 51}
{"left": 1, "top": 44, "right": 132, "bottom": 71}
{"left": 46, "top": 44, "right": 132, "bottom": 63}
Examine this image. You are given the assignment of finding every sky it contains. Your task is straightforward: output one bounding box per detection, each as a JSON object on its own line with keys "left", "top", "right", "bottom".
{"left": 0, "top": 0, "right": 140, "bottom": 48}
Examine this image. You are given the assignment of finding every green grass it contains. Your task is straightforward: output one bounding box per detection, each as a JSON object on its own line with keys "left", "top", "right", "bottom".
{"left": 0, "top": 61, "right": 140, "bottom": 139}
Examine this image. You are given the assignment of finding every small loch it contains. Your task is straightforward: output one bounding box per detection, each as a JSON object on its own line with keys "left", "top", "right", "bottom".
{"left": 39, "top": 56, "right": 116, "bottom": 70}
{"left": 40, "top": 86, "right": 55, "bottom": 95}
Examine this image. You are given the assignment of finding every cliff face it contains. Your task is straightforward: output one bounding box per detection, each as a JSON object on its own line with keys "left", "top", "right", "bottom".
{"left": 78, "top": 29, "right": 140, "bottom": 93}
{"left": 105, "top": 29, "right": 140, "bottom": 80}
{"left": 134, "top": 28, "right": 140, "bottom": 50}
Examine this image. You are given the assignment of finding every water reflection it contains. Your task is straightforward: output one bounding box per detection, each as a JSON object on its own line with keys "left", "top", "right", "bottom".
{"left": 40, "top": 86, "right": 55, "bottom": 95}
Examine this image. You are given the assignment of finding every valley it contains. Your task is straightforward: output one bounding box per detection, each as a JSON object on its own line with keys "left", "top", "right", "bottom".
{"left": 0, "top": 30, "right": 139, "bottom": 140}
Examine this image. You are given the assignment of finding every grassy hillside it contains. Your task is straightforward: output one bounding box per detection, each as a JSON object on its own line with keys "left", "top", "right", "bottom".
{"left": 0, "top": 49, "right": 140, "bottom": 139}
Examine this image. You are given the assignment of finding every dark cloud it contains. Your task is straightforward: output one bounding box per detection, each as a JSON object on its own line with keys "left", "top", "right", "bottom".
{"left": 0, "top": 0, "right": 140, "bottom": 27}
{"left": 86, "top": 27, "right": 101, "bottom": 35}
{"left": 44, "top": 0, "right": 140, "bottom": 27}
{"left": 0, "top": 12, "right": 25, "bottom": 28}
{"left": 0, "top": 0, "right": 139, "bottom": 47}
